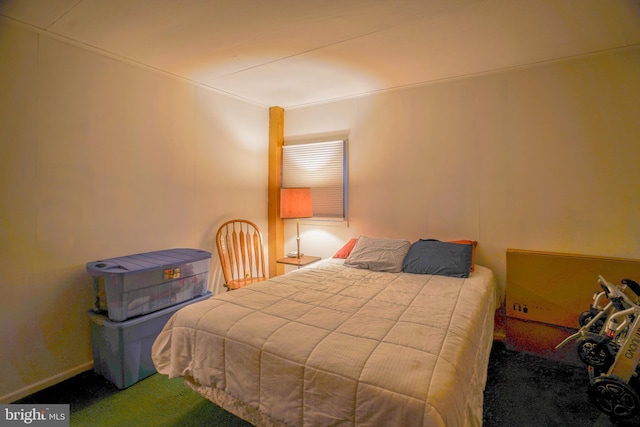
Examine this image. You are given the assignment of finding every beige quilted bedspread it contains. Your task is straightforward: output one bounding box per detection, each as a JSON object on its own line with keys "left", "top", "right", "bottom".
{"left": 152, "top": 259, "right": 501, "bottom": 426}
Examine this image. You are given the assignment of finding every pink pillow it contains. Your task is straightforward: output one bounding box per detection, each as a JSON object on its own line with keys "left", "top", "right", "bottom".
{"left": 332, "top": 238, "right": 358, "bottom": 259}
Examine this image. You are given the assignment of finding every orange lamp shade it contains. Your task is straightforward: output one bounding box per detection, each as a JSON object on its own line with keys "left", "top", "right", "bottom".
{"left": 280, "top": 188, "right": 313, "bottom": 219}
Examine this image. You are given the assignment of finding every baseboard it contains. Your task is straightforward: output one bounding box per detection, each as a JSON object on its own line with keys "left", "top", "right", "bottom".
{"left": 0, "top": 361, "right": 94, "bottom": 404}
{"left": 493, "top": 304, "right": 507, "bottom": 342}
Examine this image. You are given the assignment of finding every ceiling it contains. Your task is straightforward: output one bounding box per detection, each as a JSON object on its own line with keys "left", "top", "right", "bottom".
{"left": 2, "top": 0, "right": 640, "bottom": 108}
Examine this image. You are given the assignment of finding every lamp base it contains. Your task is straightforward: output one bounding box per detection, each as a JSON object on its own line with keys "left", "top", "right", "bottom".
{"left": 286, "top": 251, "right": 304, "bottom": 258}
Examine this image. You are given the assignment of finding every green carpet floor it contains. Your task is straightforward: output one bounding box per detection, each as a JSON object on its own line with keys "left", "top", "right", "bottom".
{"left": 16, "top": 370, "right": 251, "bottom": 427}
{"left": 69, "top": 375, "right": 250, "bottom": 427}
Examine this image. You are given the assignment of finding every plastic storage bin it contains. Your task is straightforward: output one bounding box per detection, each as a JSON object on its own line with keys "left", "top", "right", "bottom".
{"left": 87, "top": 248, "right": 211, "bottom": 321}
{"left": 88, "top": 292, "right": 211, "bottom": 389}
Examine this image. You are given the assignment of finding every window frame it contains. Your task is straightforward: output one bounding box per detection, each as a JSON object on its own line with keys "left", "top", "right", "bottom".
{"left": 282, "top": 138, "right": 348, "bottom": 224}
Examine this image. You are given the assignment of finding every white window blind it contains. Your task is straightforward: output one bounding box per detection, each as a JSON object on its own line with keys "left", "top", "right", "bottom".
{"left": 282, "top": 140, "right": 346, "bottom": 220}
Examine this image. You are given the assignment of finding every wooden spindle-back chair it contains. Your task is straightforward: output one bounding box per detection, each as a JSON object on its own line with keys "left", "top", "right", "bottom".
{"left": 215, "top": 219, "right": 267, "bottom": 290}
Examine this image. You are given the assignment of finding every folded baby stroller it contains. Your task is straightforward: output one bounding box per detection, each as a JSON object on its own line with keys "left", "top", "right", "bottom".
{"left": 557, "top": 276, "right": 640, "bottom": 419}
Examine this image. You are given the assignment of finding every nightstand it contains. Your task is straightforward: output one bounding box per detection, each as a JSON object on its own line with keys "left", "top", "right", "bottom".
{"left": 276, "top": 255, "right": 321, "bottom": 268}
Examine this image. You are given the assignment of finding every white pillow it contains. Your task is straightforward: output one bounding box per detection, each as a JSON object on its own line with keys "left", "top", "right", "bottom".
{"left": 344, "top": 236, "right": 410, "bottom": 273}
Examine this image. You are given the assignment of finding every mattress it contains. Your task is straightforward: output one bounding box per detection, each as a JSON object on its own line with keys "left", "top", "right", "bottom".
{"left": 152, "top": 259, "right": 501, "bottom": 426}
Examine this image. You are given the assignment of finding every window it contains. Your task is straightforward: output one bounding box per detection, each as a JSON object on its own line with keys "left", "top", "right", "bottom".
{"left": 282, "top": 139, "right": 347, "bottom": 221}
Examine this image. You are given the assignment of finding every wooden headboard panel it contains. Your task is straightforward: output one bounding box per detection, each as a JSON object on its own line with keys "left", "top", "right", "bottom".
{"left": 506, "top": 249, "right": 640, "bottom": 329}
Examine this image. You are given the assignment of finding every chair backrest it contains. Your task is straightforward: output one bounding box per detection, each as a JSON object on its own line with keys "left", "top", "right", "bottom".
{"left": 216, "top": 219, "right": 267, "bottom": 290}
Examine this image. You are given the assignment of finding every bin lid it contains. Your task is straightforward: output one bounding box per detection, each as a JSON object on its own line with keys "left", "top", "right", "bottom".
{"left": 86, "top": 248, "right": 211, "bottom": 276}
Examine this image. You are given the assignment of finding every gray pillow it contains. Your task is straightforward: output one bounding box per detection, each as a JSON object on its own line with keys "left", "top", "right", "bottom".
{"left": 344, "top": 236, "right": 410, "bottom": 273}
{"left": 402, "top": 239, "right": 472, "bottom": 278}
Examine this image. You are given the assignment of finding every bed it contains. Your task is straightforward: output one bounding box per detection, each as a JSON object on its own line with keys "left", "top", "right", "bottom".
{"left": 152, "top": 237, "right": 503, "bottom": 426}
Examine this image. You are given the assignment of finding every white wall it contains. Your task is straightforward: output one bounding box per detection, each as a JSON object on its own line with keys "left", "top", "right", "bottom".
{"left": 0, "top": 20, "right": 268, "bottom": 402}
{"left": 284, "top": 47, "right": 640, "bottom": 288}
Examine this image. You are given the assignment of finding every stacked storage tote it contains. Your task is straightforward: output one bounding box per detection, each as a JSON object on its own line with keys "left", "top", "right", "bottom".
{"left": 86, "top": 248, "right": 212, "bottom": 388}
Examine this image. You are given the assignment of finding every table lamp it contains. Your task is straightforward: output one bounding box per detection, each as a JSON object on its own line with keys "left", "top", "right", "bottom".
{"left": 280, "top": 187, "right": 313, "bottom": 259}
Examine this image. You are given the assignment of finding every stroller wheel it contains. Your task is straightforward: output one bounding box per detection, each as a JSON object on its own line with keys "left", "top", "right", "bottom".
{"left": 578, "top": 311, "right": 604, "bottom": 332}
{"left": 578, "top": 311, "right": 593, "bottom": 327}
{"left": 589, "top": 376, "right": 640, "bottom": 419}
{"left": 577, "top": 336, "right": 614, "bottom": 369}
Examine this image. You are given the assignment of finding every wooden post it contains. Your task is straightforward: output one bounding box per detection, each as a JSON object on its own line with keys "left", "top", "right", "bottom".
{"left": 268, "top": 106, "right": 285, "bottom": 277}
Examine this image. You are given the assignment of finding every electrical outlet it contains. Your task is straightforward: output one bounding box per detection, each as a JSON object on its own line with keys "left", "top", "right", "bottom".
{"left": 512, "top": 303, "right": 529, "bottom": 314}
